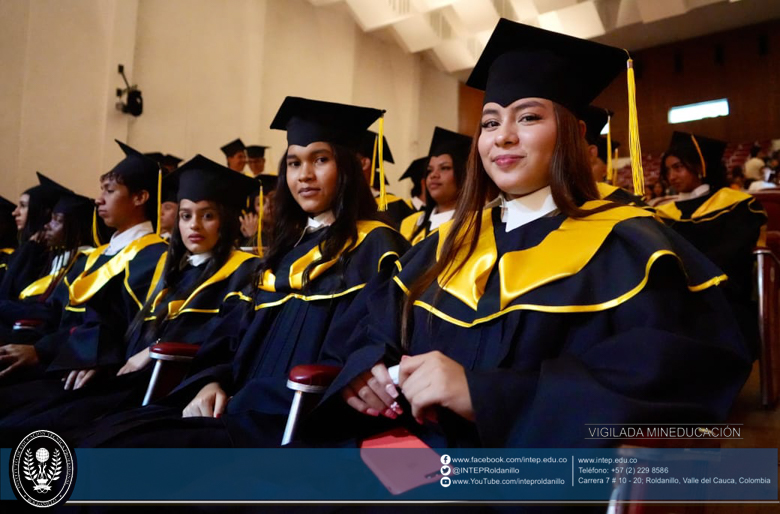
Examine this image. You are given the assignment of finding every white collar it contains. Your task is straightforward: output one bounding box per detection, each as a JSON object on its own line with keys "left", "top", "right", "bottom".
{"left": 104, "top": 221, "right": 154, "bottom": 256}
{"left": 428, "top": 207, "right": 455, "bottom": 231}
{"left": 187, "top": 252, "right": 212, "bottom": 267}
{"left": 677, "top": 184, "right": 710, "bottom": 201}
{"left": 296, "top": 211, "right": 335, "bottom": 246}
{"left": 487, "top": 186, "right": 558, "bottom": 233}
{"left": 411, "top": 197, "right": 425, "bottom": 211}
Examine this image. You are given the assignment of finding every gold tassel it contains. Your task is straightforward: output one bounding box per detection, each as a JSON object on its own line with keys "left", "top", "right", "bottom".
{"left": 605, "top": 113, "right": 613, "bottom": 184}
{"left": 377, "top": 113, "right": 387, "bottom": 212}
{"left": 155, "top": 169, "right": 162, "bottom": 236}
{"left": 626, "top": 56, "right": 645, "bottom": 196}
{"left": 370, "top": 135, "right": 378, "bottom": 189}
{"left": 690, "top": 134, "right": 706, "bottom": 178}
{"left": 257, "top": 185, "right": 264, "bottom": 257}
{"left": 92, "top": 207, "right": 101, "bottom": 246}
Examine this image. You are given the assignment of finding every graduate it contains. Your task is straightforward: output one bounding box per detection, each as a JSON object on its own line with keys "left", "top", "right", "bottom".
{"left": 306, "top": 19, "right": 752, "bottom": 449}
{"left": 399, "top": 127, "right": 472, "bottom": 245}
{"left": 656, "top": 131, "right": 766, "bottom": 357}
{"left": 0, "top": 191, "right": 95, "bottom": 344}
{"left": 357, "top": 131, "right": 414, "bottom": 229}
{"left": 399, "top": 157, "right": 428, "bottom": 212}
{"left": 81, "top": 97, "right": 409, "bottom": 448}
{"left": 221, "top": 138, "right": 247, "bottom": 173}
{"left": 0, "top": 155, "right": 260, "bottom": 437}
{"left": 579, "top": 106, "right": 643, "bottom": 207}
{"left": 158, "top": 171, "right": 179, "bottom": 240}
{"left": 0, "top": 196, "right": 18, "bottom": 285}
{"left": 0, "top": 173, "right": 71, "bottom": 302}
{"left": 245, "top": 144, "right": 270, "bottom": 177}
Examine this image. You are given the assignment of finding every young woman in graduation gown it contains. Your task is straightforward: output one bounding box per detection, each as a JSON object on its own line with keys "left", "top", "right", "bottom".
{"left": 655, "top": 132, "right": 766, "bottom": 357}
{"left": 0, "top": 192, "right": 95, "bottom": 371}
{"left": 0, "top": 155, "right": 260, "bottom": 440}
{"left": 400, "top": 127, "right": 471, "bottom": 245}
{"left": 303, "top": 20, "right": 753, "bottom": 449}
{"left": 79, "top": 97, "right": 409, "bottom": 448}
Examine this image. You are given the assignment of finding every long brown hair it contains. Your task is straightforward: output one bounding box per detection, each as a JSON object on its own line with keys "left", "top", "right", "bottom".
{"left": 401, "top": 102, "right": 616, "bottom": 344}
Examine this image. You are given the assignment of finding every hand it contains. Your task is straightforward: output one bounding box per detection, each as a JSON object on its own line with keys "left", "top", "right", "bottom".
{"left": 0, "top": 345, "right": 40, "bottom": 379}
{"left": 182, "top": 382, "right": 228, "bottom": 418}
{"left": 341, "top": 362, "right": 403, "bottom": 419}
{"left": 63, "top": 368, "right": 98, "bottom": 390}
{"left": 117, "top": 348, "right": 151, "bottom": 376}
{"left": 399, "top": 351, "right": 474, "bottom": 424}
{"left": 239, "top": 212, "right": 259, "bottom": 238}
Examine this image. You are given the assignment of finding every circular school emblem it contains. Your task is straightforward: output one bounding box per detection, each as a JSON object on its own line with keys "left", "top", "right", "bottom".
{"left": 10, "top": 430, "right": 77, "bottom": 508}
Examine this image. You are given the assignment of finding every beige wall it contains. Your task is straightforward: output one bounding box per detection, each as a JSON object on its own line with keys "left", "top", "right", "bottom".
{"left": 0, "top": 0, "right": 459, "bottom": 202}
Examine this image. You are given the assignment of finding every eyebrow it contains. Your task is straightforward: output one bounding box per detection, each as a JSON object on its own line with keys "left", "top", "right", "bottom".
{"left": 482, "top": 100, "right": 547, "bottom": 117}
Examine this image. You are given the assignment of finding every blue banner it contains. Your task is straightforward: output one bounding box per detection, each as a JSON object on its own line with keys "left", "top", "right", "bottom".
{"left": 1, "top": 448, "right": 777, "bottom": 503}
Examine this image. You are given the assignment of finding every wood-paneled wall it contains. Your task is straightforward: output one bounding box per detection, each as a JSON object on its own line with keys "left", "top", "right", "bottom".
{"left": 459, "top": 19, "right": 780, "bottom": 154}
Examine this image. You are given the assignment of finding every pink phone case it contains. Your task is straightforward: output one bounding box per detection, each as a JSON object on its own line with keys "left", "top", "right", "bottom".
{"left": 360, "top": 428, "right": 443, "bottom": 495}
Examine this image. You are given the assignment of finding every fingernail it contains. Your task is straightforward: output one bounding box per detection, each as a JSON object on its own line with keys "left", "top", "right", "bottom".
{"left": 390, "top": 401, "right": 403, "bottom": 415}
{"left": 384, "top": 409, "right": 397, "bottom": 419}
{"left": 385, "top": 384, "right": 399, "bottom": 398}
{"left": 366, "top": 408, "right": 380, "bottom": 417}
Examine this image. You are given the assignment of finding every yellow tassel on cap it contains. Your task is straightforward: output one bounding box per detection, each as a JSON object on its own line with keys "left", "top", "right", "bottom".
{"left": 605, "top": 113, "right": 613, "bottom": 184}
{"left": 625, "top": 56, "right": 645, "bottom": 197}
{"left": 92, "top": 207, "right": 101, "bottom": 246}
{"left": 690, "top": 134, "right": 706, "bottom": 178}
{"left": 377, "top": 114, "right": 387, "bottom": 212}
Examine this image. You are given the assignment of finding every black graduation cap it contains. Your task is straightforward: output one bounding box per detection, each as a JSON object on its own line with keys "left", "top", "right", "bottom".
{"left": 30, "top": 172, "right": 73, "bottom": 209}
{"left": 161, "top": 154, "right": 182, "bottom": 169}
{"left": 429, "top": 127, "right": 472, "bottom": 165}
{"left": 220, "top": 138, "right": 246, "bottom": 157}
{"left": 270, "top": 97, "right": 384, "bottom": 150}
{"left": 111, "top": 140, "right": 161, "bottom": 194}
{"left": 254, "top": 173, "right": 278, "bottom": 192}
{"left": 596, "top": 138, "right": 620, "bottom": 163}
{"left": 0, "top": 195, "right": 15, "bottom": 215}
{"left": 667, "top": 131, "right": 727, "bottom": 177}
{"left": 53, "top": 192, "right": 94, "bottom": 216}
{"left": 466, "top": 19, "right": 626, "bottom": 111}
{"left": 400, "top": 157, "right": 429, "bottom": 184}
{"left": 579, "top": 106, "right": 613, "bottom": 146}
{"left": 358, "top": 131, "right": 395, "bottom": 163}
{"left": 246, "top": 145, "right": 269, "bottom": 159}
{"left": 175, "top": 154, "right": 260, "bottom": 211}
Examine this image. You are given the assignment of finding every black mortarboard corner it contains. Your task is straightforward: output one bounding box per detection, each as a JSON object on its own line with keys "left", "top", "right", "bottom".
{"left": 580, "top": 106, "right": 613, "bottom": 146}
{"left": 270, "top": 97, "right": 384, "bottom": 150}
{"left": 175, "top": 155, "right": 260, "bottom": 212}
{"left": 144, "top": 152, "right": 165, "bottom": 163}
{"left": 429, "top": 127, "right": 472, "bottom": 167}
{"left": 466, "top": 19, "right": 626, "bottom": 111}
{"left": 111, "top": 140, "right": 161, "bottom": 194}
{"left": 53, "top": 192, "right": 95, "bottom": 240}
{"left": 0, "top": 196, "right": 16, "bottom": 215}
{"left": 254, "top": 173, "right": 278, "bottom": 193}
{"left": 31, "top": 172, "right": 74, "bottom": 209}
{"left": 400, "top": 157, "right": 429, "bottom": 184}
{"left": 668, "top": 131, "right": 727, "bottom": 180}
{"left": 246, "top": 145, "right": 269, "bottom": 159}
{"left": 161, "top": 154, "right": 182, "bottom": 169}
{"left": 221, "top": 138, "right": 246, "bottom": 157}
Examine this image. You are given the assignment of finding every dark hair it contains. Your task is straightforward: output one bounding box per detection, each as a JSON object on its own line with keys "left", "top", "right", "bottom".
{"left": 260, "top": 143, "right": 379, "bottom": 291}
{"left": 19, "top": 188, "right": 54, "bottom": 243}
{"left": 410, "top": 152, "right": 468, "bottom": 241}
{"left": 125, "top": 201, "right": 242, "bottom": 344}
{"left": 36, "top": 208, "right": 96, "bottom": 298}
{"left": 400, "top": 102, "right": 615, "bottom": 345}
{"left": 0, "top": 211, "right": 17, "bottom": 248}
{"left": 750, "top": 145, "right": 761, "bottom": 158}
{"left": 660, "top": 148, "right": 727, "bottom": 190}
{"left": 99, "top": 170, "right": 158, "bottom": 226}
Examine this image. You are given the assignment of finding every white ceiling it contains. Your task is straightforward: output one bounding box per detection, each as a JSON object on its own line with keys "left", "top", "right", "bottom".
{"left": 307, "top": 0, "right": 780, "bottom": 77}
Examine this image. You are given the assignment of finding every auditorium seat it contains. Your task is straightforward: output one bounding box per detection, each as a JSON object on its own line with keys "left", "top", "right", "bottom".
{"left": 142, "top": 342, "right": 200, "bottom": 406}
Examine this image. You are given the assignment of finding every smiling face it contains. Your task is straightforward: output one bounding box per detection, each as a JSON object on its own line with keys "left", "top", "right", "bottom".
{"left": 426, "top": 154, "right": 458, "bottom": 211}
{"left": 478, "top": 97, "right": 557, "bottom": 199}
{"left": 285, "top": 142, "right": 339, "bottom": 216}
{"left": 227, "top": 150, "right": 247, "bottom": 173}
{"left": 178, "top": 199, "right": 221, "bottom": 254}
{"left": 12, "top": 194, "right": 29, "bottom": 230}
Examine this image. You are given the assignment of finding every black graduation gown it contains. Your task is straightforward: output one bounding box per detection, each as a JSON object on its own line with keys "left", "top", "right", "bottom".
{"left": 656, "top": 188, "right": 766, "bottom": 357}
{"left": 596, "top": 182, "right": 648, "bottom": 207}
{"left": 301, "top": 202, "right": 752, "bottom": 448}
{"left": 0, "top": 247, "right": 14, "bottom": 288}
{"left": 78, "top": 221, "right": 409, "bottom": 448}
{"left": 377, "top": 194, "right": 414, "bottom": 229}
{"left": 0, "top": 240, "right": 48, "bottom": 302}
{"left": 0, "top": 251, "right": 259, "bottom": 440}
